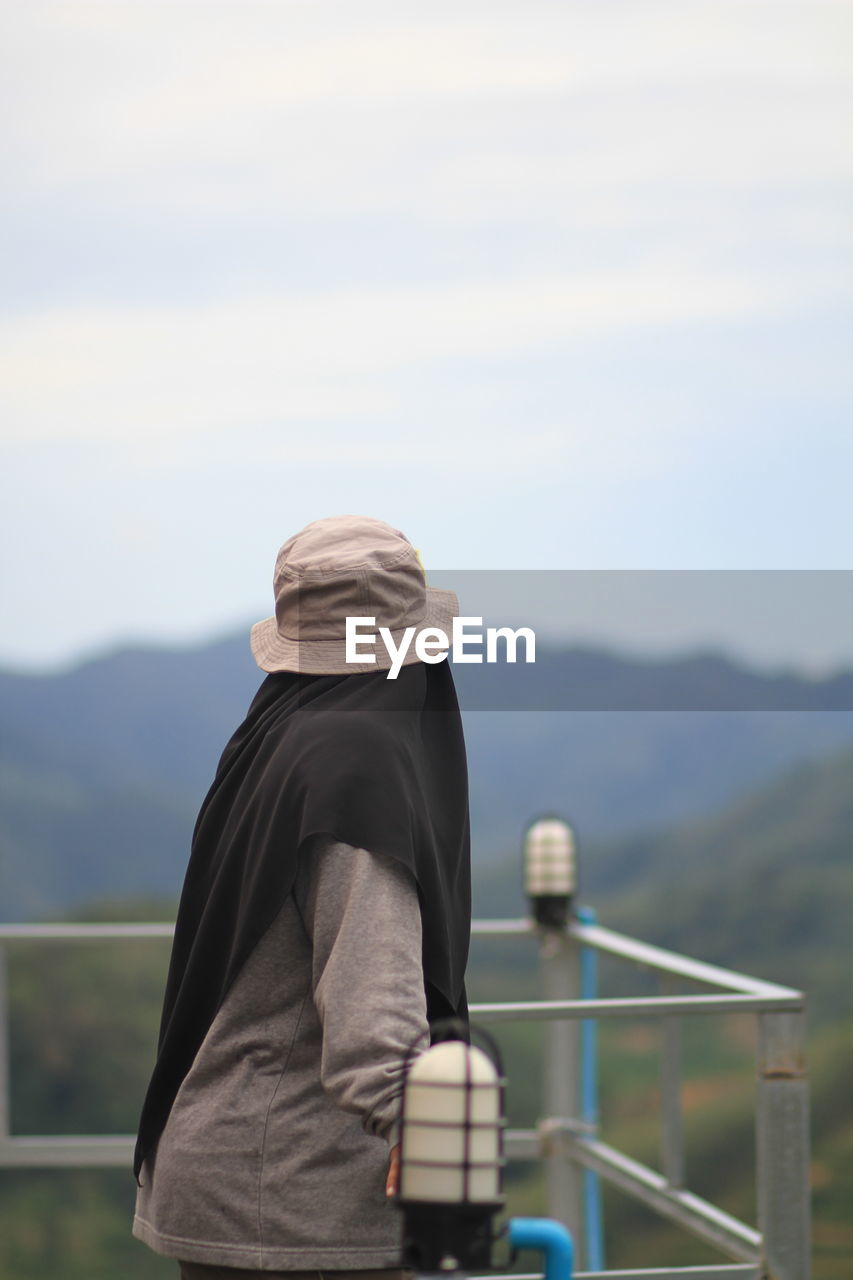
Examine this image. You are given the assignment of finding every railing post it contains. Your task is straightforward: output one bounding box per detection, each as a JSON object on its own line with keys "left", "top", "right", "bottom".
{"left": 659, "top": 974, "right": 685, "bottom": 1189}
{"left": 0, "top": 944, "right": 10, "bottom": 1144}
{"left": 540, "top": 928, "right": 584, "bottom": 1259}
{"left": 756, "top": 1010, "right": 811, "bottom": 1280}
{"left": 577, "top": 906, "right": 605, "bottom": 1272}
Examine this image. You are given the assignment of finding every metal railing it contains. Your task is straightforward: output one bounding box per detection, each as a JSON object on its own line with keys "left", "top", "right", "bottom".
{"left": 0, "top": 916, "right": 811, "bottom": 1280}
{"left": 469, "top": 916, "right": 810, "bottom": 1280}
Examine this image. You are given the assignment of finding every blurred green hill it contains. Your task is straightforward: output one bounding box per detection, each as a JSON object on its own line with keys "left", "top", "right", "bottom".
{"left": 2, "top": 633, "right": 853, "bottom": 917}
{"left": 474, "top": 740, "right": 853, "bottom": 1025}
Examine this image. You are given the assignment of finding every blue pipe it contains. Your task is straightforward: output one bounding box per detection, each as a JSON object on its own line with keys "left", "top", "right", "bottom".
{"left": 509, "top": 1217, "right": 574, "bottom": 1280}
{"left": 577, "top": 905, "right": 605, "bottom": 1272}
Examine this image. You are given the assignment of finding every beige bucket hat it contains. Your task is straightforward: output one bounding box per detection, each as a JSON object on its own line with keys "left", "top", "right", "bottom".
{"left": 250, "top": 515, "right": 459, "bottom": 675}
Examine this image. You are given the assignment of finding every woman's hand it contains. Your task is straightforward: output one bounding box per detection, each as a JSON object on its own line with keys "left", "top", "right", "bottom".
{"left": 386, "top": 1142, "right": 401, "bottom": 1197}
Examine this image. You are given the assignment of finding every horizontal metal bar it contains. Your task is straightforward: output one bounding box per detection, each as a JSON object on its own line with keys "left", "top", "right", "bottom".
{"left": 0, "top": 918, "right": 804, "bottom": 1000}
{"left": 570, "top": 1270, "right": 759, "bottom": 1280}
{"left": 471, "top": 918, "right": 803, "bottom": 1007}
{"left": 505, "top": 1129, "right": 762, "bottom": 1265}
{"left": 0, "top": 923, "right": 174, "bottom": 940}
{"left": 0, "top": 1136, "right": 134, "bottom": 1167}
{"left": 565, "top": 1135, "right": 761, "bottom": 1264}
{"left": 473, "top": 1269, "right": 758, "bottom": 1280}
{"left": 0, "top": 1140, "right": 759, "bottom": 1280}
{"left": 568, "top": 921, "right": 801, "bottom": 1001}
{"left": 471, "top": 919, "right": 534, "bottom": 936}
{"left": 471, "top": 991, "right": 802, "bottom": 1023}
{"left": 474, "top": 1269, "right": 759, "bottom": 1280}
{"left": 505, "top": 1128, "right": 540, "bottom": 1159}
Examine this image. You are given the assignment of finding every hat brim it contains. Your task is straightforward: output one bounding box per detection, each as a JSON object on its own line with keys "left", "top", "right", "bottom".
{"left": 250, "top": 587, "right": 460, "bottom": 675}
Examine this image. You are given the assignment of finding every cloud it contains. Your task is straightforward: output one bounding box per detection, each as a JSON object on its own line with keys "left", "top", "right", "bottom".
{"left": 4, "top": 0, "right": 851, "bottom": 219}
{"left": 0, "top": 263, "right": 818, "bottom": 448}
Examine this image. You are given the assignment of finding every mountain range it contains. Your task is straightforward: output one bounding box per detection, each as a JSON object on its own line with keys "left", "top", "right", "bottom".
{"left": 1, "top": 632, "right": 852, "bottom": 919}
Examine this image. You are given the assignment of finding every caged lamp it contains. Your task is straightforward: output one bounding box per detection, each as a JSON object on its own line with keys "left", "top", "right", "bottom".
{"left": 523, "top": 816, "right": 577, "bottom": 930}
{"left": 395, "top": 1020, "right": 506, "bottom": 1273}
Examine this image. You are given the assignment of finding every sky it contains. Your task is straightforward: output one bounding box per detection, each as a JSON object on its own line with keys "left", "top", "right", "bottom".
{"left": 1, "top": 0, "right": 851, "bottom": 672}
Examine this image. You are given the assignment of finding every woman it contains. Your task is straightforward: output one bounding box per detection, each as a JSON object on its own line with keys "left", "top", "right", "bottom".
{"left": 133, "top": 515, "right": 471, "bottom": 1279}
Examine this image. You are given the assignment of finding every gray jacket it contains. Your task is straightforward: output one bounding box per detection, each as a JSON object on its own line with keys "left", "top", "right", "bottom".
{"left": 133, "top": 837, "right": 430, "bottom": 1269}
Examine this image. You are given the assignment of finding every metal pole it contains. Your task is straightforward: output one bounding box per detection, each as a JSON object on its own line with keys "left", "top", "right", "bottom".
{"left": 659, "top": 975, "right": 685, "bottom": 1189}
{"left": 755, "top": 1011, "right": 811, "bottom": 1280}
{"left": 577, "top": 906, "right": 605, "bottom": 1271}
{"left": 0, "top": 944, "right": 10, "bottom": 1143}
{"left": 540, "top": 928, "right": 584, "bottom": 1258}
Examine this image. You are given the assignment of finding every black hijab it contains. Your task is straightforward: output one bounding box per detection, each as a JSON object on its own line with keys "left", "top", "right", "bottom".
{"left": 134, "top": 658, "right": 470, "bottom": 1180}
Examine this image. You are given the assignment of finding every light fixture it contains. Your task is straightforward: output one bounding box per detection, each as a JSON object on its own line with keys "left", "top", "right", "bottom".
{"left": 523, "top": 815, "right": 577, "bottom": 929}
{"left": 396, "top": 1020, "right": 506, "bottom": 1272}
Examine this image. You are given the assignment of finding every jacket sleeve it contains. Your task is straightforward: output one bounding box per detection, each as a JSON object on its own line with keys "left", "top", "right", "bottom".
{"left": 293, "top": 836, "right": 431, "bottom": 1145}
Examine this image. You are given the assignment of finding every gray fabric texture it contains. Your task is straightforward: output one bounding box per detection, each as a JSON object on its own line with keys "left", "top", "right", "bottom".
{"left": 133, "top": 839, "right": 430, "bottom": 1270}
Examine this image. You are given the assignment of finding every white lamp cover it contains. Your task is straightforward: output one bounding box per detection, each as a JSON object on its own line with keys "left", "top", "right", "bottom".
{"left": 400, "top": 1041, "right": 502, "bottom": 1204}
{"left": 523, "top": 817, "right": 576, "bottom": 897}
